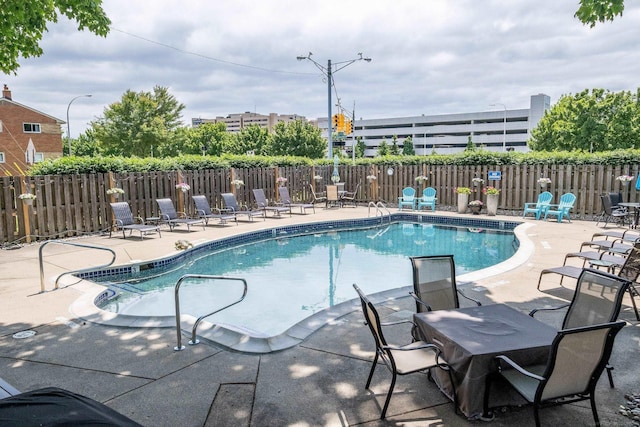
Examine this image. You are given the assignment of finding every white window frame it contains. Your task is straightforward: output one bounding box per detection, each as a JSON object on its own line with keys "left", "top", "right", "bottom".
{"left": 34, "top": 153, "right": 44, "bottom": 163}
{"left": 0, "top": 120, "right": 3, "bottom": 132}
{"left": 23, "top": 123, "right": 41, "bottom": 133}
{"left": 0, "top": 152, "right": 5, "bottom": 163}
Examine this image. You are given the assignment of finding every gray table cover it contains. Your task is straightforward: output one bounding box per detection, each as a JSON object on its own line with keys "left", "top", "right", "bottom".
{"left": 414, "top": 304, "right": 557, "bottom": 419}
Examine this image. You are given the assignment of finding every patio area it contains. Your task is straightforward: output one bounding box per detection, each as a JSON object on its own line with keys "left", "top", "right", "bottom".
{"left": 0, "top": 207, "right": 638, "bottom": 426}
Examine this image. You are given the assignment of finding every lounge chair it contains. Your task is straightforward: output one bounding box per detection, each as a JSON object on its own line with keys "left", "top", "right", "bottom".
{"left": 221, "top": 193, "right": 265, "bottom": 221}
{"left": 522, "top": 191, "right": 552, "bottom": 220}
{"left": 398, "top": 187, "right": 416, "bottom": 211}
{"left": 278, "top": 187, "right": 315, "bottom": 214}
{"left": 416, "top": 187, "right": 437, "bottom": 211}
{"left": 537, "top": 248, "right": 629, "bottom": 289}
{"left": 308, "top": 184, "right": 326, "bottom": 205}
{"left": 192, "top": 195, "right": 237, "bottom": 225}
{"left": 109, "top": 202, "right": 161, "bottom": 240}
{"left": 595, "top": 193, "right": 629, "bottom": 228}
{"left": 252, "top": 188, "right": 291, "bottom": 217}
{"left": 340, "top": 183, "right": 360, "bottom": 207}
{"left": 156, "top": 198, "right": 206, "bottom": 232}
{"left": 543, "top": 192, "right": 576, "bottom": 222}
{"left": 483, "top": 321, "right": 625, "bottom": 427}
{"left": 531, "top": 268, "right": 633, "bottom": 388}
{"left": 353, "top": 284, "right": 457, "bottom": 419}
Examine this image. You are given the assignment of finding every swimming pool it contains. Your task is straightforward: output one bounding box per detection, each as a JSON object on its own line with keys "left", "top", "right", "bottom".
{"left": 83, "top": 217, "right": 519, "bottom": 350}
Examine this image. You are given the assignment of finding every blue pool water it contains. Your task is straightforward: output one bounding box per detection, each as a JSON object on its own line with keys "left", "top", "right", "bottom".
{"left": 94, "top": 222, "right": 517, "bottom": 337}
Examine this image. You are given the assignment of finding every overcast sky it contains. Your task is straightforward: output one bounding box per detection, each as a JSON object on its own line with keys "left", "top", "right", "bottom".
{"left": 3, "top": 0, "right": 640, "bottom": 137}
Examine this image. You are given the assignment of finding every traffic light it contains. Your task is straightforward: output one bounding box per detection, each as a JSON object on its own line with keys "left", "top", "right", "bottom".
{"left": 337, "top": 114, "right": 345, "bottom": 132}
{"left": 345, "top": 120, "right": 353, "bottom": 135}
{"left": 332, "top": 114, "right": 339, "bottom": 128}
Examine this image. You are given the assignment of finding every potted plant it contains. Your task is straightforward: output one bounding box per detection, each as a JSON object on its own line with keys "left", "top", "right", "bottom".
{"left": 366, "top": 175, "right": 377, "bottom": 183}
{"left": 455, "top": 187, "right": 471, "bottom": 213}
{"left": 415, "top": 175, "right": 428, "bottom": 184}
{"left": 175, "top": 183, "right": 190, "bottom": 193}
{"left": 276, "top": 176, "right": 288, "bottom": 187}
{"left": 537, "top": 177, "right": 552, "bottom": 188}
{"left": 331, "top": 175, "right": 341, "bottom": 183}
{"left": 468, "top": 200, "right": 483, "bottom": 214}
{"left": 230, "top": 179, "right": 244, "bottom": 189}
{"left": 483, "top": 186, "right": 501, "bottom": 216}
{"left": 313, "top": 175, "right": 323, "bottom": 182}
{"left": 616, "top": 175, "right": 634, "bottom": 186}
{"left": 18, "top": 193, "right": 36, "bottom": 205}
{"left": 106, "top": 187, "right": 125, "bottom": 198}
{"left": 472, "top": 177, "right": 485, "bottom": 187}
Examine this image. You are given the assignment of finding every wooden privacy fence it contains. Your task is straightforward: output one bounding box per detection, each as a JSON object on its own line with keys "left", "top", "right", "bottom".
{"left": 1, "top": 163, "right": 639, "bottom": 244}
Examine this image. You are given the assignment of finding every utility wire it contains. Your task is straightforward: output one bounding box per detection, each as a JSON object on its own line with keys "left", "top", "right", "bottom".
{"left": 111, "top": 27, "right": 317, "bottom": 77}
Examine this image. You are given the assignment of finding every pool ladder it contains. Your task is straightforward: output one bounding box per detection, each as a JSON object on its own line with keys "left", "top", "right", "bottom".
{"left": 174, "top": 274, "right": 248, "bottom": 351}
{"left": 38, "top": 240, "right": 117, "bottom": 293}
{"left": 368, "top": 201, "right": 391, "bottom": 222}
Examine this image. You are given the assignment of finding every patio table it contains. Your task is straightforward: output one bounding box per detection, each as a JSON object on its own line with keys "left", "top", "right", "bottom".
{"left": 619, "top": 202, "right": 640, "bottom": 229}
{"left": 413, "top": 304, "right": 557, "bottom": 419}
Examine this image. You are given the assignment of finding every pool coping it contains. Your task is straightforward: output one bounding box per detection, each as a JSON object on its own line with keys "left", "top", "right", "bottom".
{"left": 69, "top": 213, "right": 531, "bottom": 353}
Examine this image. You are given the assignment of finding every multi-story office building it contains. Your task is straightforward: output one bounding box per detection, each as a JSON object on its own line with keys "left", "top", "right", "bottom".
{"left": 322, "top": 94, "right": 550, "bottom": 156}
{"left": 192, "top": 112, "right": 307, "bottom": 133}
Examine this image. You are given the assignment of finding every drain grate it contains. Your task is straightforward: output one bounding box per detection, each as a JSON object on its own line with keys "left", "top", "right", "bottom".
{"left": 12, "top": 330, "right": 36, "bottom": 339}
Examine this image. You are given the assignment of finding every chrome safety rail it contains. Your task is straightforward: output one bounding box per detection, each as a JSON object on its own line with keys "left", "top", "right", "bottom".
{"left": 38, "top": 240, "right": 117, "bottom": 293}
{"left": 368, "top": 201, "right": 391, "bottom": 221}
{"left": 174, "top": 274, "right": 248, "bottom": 351}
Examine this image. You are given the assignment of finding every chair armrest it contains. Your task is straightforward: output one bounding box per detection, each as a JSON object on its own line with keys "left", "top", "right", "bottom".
{"left": 495, "top": 355, "right": 545, "bottom": 381}
{"left": 382, "top": 341, "right": 439, "bottom": 352}
{"left": 177, "top": 211, "right": 188, "bottom": 219}
{"left": 134, "top": 216, "right": 145, "bottom": 224}
{"left": 409, "top": 292, "right": 432, "bottom": 311}
{"left": 529, "top": 302, "right": 570, "bottom": 317}
{"left": 195, "top": 209, "right": 206, "bottom": 216}
{"left": 381, "top": 319, "right": 415, "bottom": 327}
{"left": 457, "top": 289, "right": 482, "bottom": 306}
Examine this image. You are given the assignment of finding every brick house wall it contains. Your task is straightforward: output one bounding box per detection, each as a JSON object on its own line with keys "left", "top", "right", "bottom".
{"left": 0, "top": 86, "right": 64, "bottom": 176}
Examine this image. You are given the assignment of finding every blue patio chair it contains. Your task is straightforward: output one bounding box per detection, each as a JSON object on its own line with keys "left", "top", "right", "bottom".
{"left": 522, "top": 191, "right": 553, "bottom": 220}
{"left": 398, "top": 187, "right": 416, "bottom": 210}
{"left": 543, "top": 192, "right": 576, "bottom": 223}
{"left": 416, "top": 187, "right": 437, "bottom": 211}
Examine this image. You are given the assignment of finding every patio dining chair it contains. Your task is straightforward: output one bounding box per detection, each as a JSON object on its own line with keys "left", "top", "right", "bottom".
{"left": 109, "top": 202, "right": 161, "bottom": 240}
{"left": 308, "top": 184, "right": 327, "bottom": 205}
{"left": 416, "top": 187, "right": 437, "bottom": 211}
{"left": 522, "top": 191, "right": 553, "bottom": 220}
{"left": 398, "top": 187, "right": 416, "bottom": 211}
{"left": 221, "top": 193, "right": 266, "bottom": 221}
{"left": 543, "top": 192, "right": 576, "bottom": 223}
{"left": 278, "top": 187, "right": 315, "bottom": 214}
{"left": 340, "top": 183, "right": 360, "bottom": 207}
{"left": 156, "top": 198, "right": 206, "bottom": 232}
{"left": 531, "top": 267, "right": 634, "bottom": 387}
{"left": 252, "top": 188, "right": 291, "bottom": 217}
{"left": 192, "top": 195, "right": 237, "bottom": 226}
{"left": 595, "top": 193, "right": 629, "bottom": 228}
{"left": 353, "top": 284, "right": 457, "bottom": 419}
{"left": 483, "top": 321, "right": 625, "bottom": 427}
{"left": 325, "top": 185, "right": 341, "bottom": 208}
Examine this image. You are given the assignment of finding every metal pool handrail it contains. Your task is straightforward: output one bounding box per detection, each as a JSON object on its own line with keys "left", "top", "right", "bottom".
{"left": 368, "top": 201, "right": 391, "bottom": 221}
{"left": 174, "top": 274, "right": 248, "bottom": 351}
{"left": 38, "top": 240, "right": 117, "bottom": 293}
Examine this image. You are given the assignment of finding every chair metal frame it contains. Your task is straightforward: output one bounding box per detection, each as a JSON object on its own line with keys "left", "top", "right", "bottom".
{"left": 483, "top": 321, "right": 626, "bottom": 427}
{"left": 191, "top": 195, "right": 237, "bottom": 225}
{"left": 252, "top": 188, "right": 291, "bottom": 217}
{"left": 109, "top": 202, "right": 161, "bottom": 240}
{"left": 353, "top": 284, "right": 457, "bottom": 419}
{"left": 221, "top": 193, "right": 266, "bottom": 221}
{"left": 278, "top": 187, "right": 315, "bottom": 214}
{"left": 156, "top": 198, "right": 206, "bottom": 232}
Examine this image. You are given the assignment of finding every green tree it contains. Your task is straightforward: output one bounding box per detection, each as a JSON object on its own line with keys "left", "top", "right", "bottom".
{"left": 377, "top": 140, "right": 389, "bottom": 156}
{"left": 229, "top": 124, "right": 271, "bottom": 155}
{"left": 155, "top": 127, "right": 192, "bottom": 157}
{"left": 269, "top": 120, "right": 325, "bottom": 158}
{"left": 529, "top": 88, "right": 640, "bottom": 152}
{"left": 464, "top": 135, "right": 477, "bottom": 152}
{"left": 402, "top": 136, "right": 415, "bottom": 155}
{"left": 90, "top": 86, "right": 185, "bottom": 157}
{"left": 575, "top": 0, "right": 624, "bottom": 27}
{"left": 0, "top": 0, "right": 111, "bottom": 74}
{"left": 66, "top": 129, "right": 101, "bottom": 156}
{"left": 190, "top": 122, "right": 230, "bottom": 156}
{"left": 389, "top": 135, "right": 401, "bottom": 155}
{"left": 355, "top": 136, "right": 366, "bottom": 158}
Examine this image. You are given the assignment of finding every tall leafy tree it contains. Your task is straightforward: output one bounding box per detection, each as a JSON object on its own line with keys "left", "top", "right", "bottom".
{"left": 402, "top": 136, "right": 415, "bottom": 155}
{"left": 0, "top": 0, "right": 111, "bottom": 74}
{"left": 377, "top": 140, "right": 389, "bottom": 156}
{"left": 269, "top": 120, "right": 325, "bottom": 158}
{"left": 389, "top": 135, "right": 401, "bottom": 155}
{"left": 529, "top": 88, "right": 640, "bottom": 152}
{"left": 228, "top": 124, "right": 271, "bottom": 155}
{"left": 90, "top": 86, "right": 185, "bottom": 157}
{"left": 355, "top": 136, "right": 366, "bottom": 158}
{"left": 575, "top": 0, "right": 624, "bottom": 27}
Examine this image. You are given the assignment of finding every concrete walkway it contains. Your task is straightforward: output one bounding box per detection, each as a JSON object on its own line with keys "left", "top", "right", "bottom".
{"left": 0, "top": 207, "right": 638, "bottom": 426}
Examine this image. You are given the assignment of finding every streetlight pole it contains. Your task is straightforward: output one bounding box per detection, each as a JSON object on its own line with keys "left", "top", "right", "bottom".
{"left": 66, "top": 94, "right": 92, "bottom": 156}
{"left": 490, "top": 103, "right": 507, "bottom": 152}
{"left": 297, "top": 52, "right": 371, "bottom": 159}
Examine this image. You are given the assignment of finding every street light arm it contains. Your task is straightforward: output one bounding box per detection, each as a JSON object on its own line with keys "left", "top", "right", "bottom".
{"left": 66, "top": 94, "right": 92, "bottom": 156}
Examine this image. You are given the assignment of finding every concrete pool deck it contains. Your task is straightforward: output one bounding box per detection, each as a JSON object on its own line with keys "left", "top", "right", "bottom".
{"left": 0, "top": 207, "right": 638, "bottom": 426}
